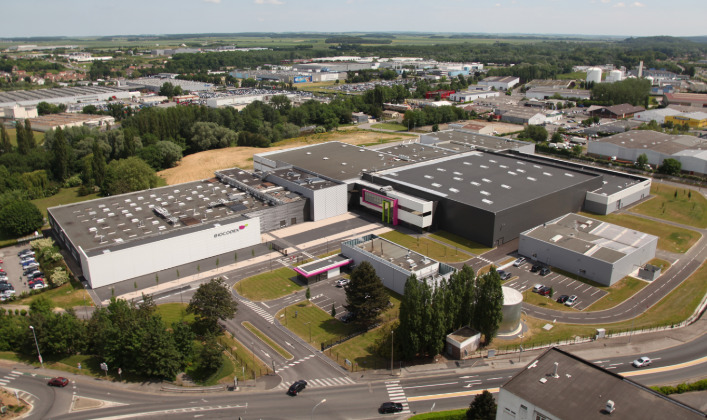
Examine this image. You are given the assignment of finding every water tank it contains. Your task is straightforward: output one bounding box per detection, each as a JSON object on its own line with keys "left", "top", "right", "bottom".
{"left": 586, "top": 67, "right": 602, "bottom": 84}
{"left": 499, "top": 286, "right": 523, "bottom": 335}
{"left": 607, "top": 70, "right": 623, "bottom": 83}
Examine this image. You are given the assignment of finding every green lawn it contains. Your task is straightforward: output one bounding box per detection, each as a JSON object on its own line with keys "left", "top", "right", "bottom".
{"left": 409, "top": 409, "right": 467, "bottom": 420}
{"left": 13, "top": 281, "right": 89, "bottom": 309}
{"left": 242, "top": 321, "right": 293, "bottom": 360}
{"left": 6, "top": 128, "right": 45, "bottom": 147}
{"left": 380, "top": 231, "right": 470, "bottom": 263}
{"left": 217, "top": 333, "right": 270, "bottom": 381}
{"left": 276, "top": 300, "right": 356, "bottom": 346}
{"left": 31, "top": 187, "right": 100, "bottom": 220}
{"left": 632, "top": 184, "right": 707, "bottom": 229}
{"left": 522, "top": 290, "right": 576, "bottom": 312}
{"left": 578, "top": 212, "right": 700, "bottom": 254}
{"left": 235, "top": 267, "right": 303, "bottom": 301}
{"left": 585, "top": 276, "right": 650, "bottom": 311}
{"left": 370, "top": 122, "right": 408, "bottom": 131}
{"left": 155, "top": 303, "right": 195, "bottom": 325}
{"left": 427, "top": 231, "right": 493, "bottom": 255}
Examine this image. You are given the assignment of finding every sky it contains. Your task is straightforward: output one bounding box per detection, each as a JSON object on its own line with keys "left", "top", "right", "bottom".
{"left": 1, "top": 0, "right": 706, "bottom": 39}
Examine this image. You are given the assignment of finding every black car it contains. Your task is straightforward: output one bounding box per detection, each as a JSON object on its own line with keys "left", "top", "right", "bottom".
{"left": 556, "top": 295, "right": 569, "bottom": 304}
{"left": 530, "top": 264, "right": 542, "bottom": 273}
{"left": 0, "top": 283, "right": 14, "bottom": 292}
{"left": 287, "top": 380, "right": 307, "bottom": 396}
{"left": 540, "top": 267, "right": 551, "bottom": 276}
{"left": 340, "top": 312, "right": 356, "bottom": 323}
{"left": 379, "top": 402, "right": 404, "bottom": 414}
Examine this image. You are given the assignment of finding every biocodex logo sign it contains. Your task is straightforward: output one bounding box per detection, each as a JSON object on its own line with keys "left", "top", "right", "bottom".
{"left": 214, "top": 224, "right": 248, "bottom": 239}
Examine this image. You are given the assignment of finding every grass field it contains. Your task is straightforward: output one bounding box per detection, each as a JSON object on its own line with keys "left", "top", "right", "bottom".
{"left": 584, "top": 276, "right": 648, "bottom": 311}
{"left": 235, "top": 267, "right": 302, "bottom": 301}
{"left": 380, "top": 231, "right": 470, "bottom": 263}
{"left": 427, "top": 231, "right": 493, "bottom": 255}
{"left": 370, "top": 122, "right": 408, "bottom": 131}
{"left": 14, "top": 280, "right": 89, "bottom": 309}
{"left": 155, "top": 303, "right": 194, "bottom": 325}
{"left": 578, "top": 212, "right": 700, "bottom": 254}
{"left": 31, "top": 187, "right": 100, "bottom": 220}
{"left": 632, "top": 184, "right": 707, "bottom": 229}
{"left": 242, "top": 321, "right": 293, "bottom": 360}
{"left": 409, "top": 409, "right": 467, "bottom": 420}
{"left": 277, "top": 300, "right": 356, "bottom": 346}
{"left": 6, "top": 128, "right": 45, "bottom": 147}
{"left": 522, "top": 289, "right": 576, "bottom": 312}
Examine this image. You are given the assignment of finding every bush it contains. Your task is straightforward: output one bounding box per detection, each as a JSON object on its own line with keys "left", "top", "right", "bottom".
{"left": 63, "top": 175, "right": 83, "bottom": 188}
{"left": 0, "top": 201, "right": 44, "bottom": 237}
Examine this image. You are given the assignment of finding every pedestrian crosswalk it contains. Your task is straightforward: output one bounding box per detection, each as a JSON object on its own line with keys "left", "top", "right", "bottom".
{"left": 276, "top": 376, "right": 356, "bottom": 390}
{"left": 0, "top": 370, "right": 22, "bottom": 387}
{"left": 275, "top": 354, "right": 316, "bottom": 373}
{"left": 385, "top": 380, "right": 411, "bottom": 414}
{"left": 239, "top": 299, "right": 274, "bottom": 323}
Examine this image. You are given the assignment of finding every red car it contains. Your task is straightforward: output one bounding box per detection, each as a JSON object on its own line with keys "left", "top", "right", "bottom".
{"left": 538, "top": 286, "right": 552, "bottom": 296}
{"left": 48, "top": 377, "right": 69, "bottom": 387}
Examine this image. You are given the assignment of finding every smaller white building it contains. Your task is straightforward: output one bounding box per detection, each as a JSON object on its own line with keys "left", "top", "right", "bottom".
{"left": 478, "top": 76, "right": 520, "bottom": 91}
{"left": 632, "top": 108, "right": 683, "bottom": 125}
{"left": 449, "top": 89, "right": 500, "bottom": 102}
{"left": 0, "top": 104, "right": 38, "bottom": 120}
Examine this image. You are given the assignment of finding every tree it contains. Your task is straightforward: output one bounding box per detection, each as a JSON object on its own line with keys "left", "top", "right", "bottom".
{"left": 0, "top": 200, "right": 43, "bottom": 237}
{"left": 137, "top": 141, "right": 183, "bottom": 170}
{"left": 466, "top": 390, "right": 497, "bottom": 420}
{"left": 196, "top": 334, "right": 223, "bottom": 376}
{"left": 344, "top": 261, "right": 389, "bottom": 327}
{"left": 102, "top": 157, "right": 160, "bottom": 196}
{"left": 15, "top": 121, "right": 27, "bottom": 154}
{"left": 636, "top": 153, "right": 648, "bottom": 170}
{"left": 50, "top": 127, "right": 72, "bottom": 181}
{"left": 658, "top": 158, "right": 682, "bottom": 176}
{"left": 0, "top": 125, "right": 12, "bottom": 155}
{"left": 91, "top": 140, "right": 107, "bottom": 187}
{"left": 550, "top": 131, "right": 563, "bottom": 143}
{"left": 331, "top": 303, "right": 336, "bottom": 317}
{"left": 306, "top": 287, "right": 311, "bottom": 300}
{"left": 474, "top": 269, "right": 504, "bottom": 346}
{"left": 518, "top": 125, "right": 548, "bottom": 143}
{"left": 24, "top": 120, "right": 36, "bottom": 150}
{"left": 187, "top": 278, "right": 238, "bottom": 334}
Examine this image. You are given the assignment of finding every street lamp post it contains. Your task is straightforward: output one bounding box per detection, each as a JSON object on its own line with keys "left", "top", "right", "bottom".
{"left": 519, "top": 310, "right": 527, "bottom": 363}
{"left": 29, "top": 326, "right": 43, "bottom": 369}
{"left": 311, "top": 398, "right": 326, "bottom": 420}
{"left": 390, "top": 330, "right": 394, "bottom": 375}
{"left": 305, "top": 322, "right": 312, "bottom": 343}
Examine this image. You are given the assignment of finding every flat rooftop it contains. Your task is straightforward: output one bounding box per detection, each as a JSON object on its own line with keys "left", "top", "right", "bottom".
{"left": 522, "top": 213, "right": 657, "bottom": 263}
{"left": 257, "top": 142, "right": 414, "bottom": 182}
{"left": 49, "top": 169, "right": 302, "bottom": 255}
{"left": 295, "top": 254, "right": 352, "bottom": 277}
{"left": 501, "top": 348, "right": 705, "bottom": 420}
{"left": 267, "top": 167, "right": 341, "bottom": 191}
{"left": 423, "top": 130, "right": 531, "bottom": 152}
{"left": 374, "top": 142, "right": 462, "bottom": 162}
{"left": 0, "top": 86, "right": 128, "bottom": 105}
{"left": 377, "top": 152, "right": 599, "bottom": 212}
{"left": 593, "top": 130, "right": 707, "bottom": 155}
{"left": 353, "top": 236, "right": 439, "bottom": 273}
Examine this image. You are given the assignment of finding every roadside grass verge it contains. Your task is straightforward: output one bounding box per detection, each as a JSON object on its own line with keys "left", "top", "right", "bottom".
{"left": 380, "top": 231, "right": 469, "bottom": 263}
{"left": 408, "top": 409, "right": 467, "bottom": 419}
{"left": 632, "top": 184, "right": 707, "bottom": 229}
{"left": 217, "top": 332, "right": 270, "bottom": 381}
{"left": 276, "top": 300, "right": 355, "bottom": 346}
{"left": 522, "top": 290, "right": 576, "bottom": 312}
{"left": 13, "top": 280, "right": 89, "bottom": 309}
{"left": 578, "top": 212, "right": 700, "bottom": 253}
{"left": 493, "top": 259, "right": 707, "bottom": 351}
{"left": 242, "top": 321, "right": 293, "bottom": 360}
{"left": 370, "top": 122, "right": 408, "bottom": 131}
{"left": 31, "top": 187, "right": 100, "bottom": 220}
{"left": 427, "top": 231, "right": 493, "bottom": 255}
{"left": 584, "top": 277, "right": 648, "bottom": 311}
{"left": 156, "top": 303, "right": 195, "bottom": 325}
{"left": 234, "top": 267, "right": 303, "bottom": 301}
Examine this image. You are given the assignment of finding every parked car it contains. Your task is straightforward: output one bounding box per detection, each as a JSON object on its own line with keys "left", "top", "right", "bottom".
{"left": 379, "top": 402, "right": 404, "bottom": 414}
{"left": 31, "top": 283, "right": 46, "bottom": 290}
{"left": 513, "top": 257, "right": 526, "bottom": 267}
{"left": 30, "top": 272, "right": 44, "bottom": 280}
{"left": 20, "top": 259, "right": 36, "bottom": 266}
{"left": 0, "top": 284, "right": 14, "bottom": 292}
{"left": 2, "top": 289, "right": 16, "bottom": 296}
{"left": 498, "top": 270, "right": 512, "bottom": 281}
{"left": 556, "top": 295, "right": 569, "bottom": 304}
{"left": 533, "top": 284, "right": 545, "bottom": 293}
{"left": 18, "top": 249, "right": 34, "bottom": 257}
{"left": 565, "top": 295, "right": 578, "bottom": 306}
{"left": 287, "top": 380, "right": 307, "bottom": 396}
{"left": 540, "top": 267, "right": 551, "bottom": 276}
{"left": 48, "top": 377, "right": 69, "bottom": 387}
{"left": 538, "top": 286, "right": 552, "bottom": 296}
{"left": 336, "top": 278, "right": 350, "bottom": 287}
{"left": 23, "top": 262, "right": 39, "bottom": 270}
{"left": 530, "top": 264, "right": 542, "bottom": 273}
{"left": 632, "top": 357, "right": 652, "bottom": 368}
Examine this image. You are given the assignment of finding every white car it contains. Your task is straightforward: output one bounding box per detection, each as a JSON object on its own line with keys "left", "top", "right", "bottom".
{"left": 31, "top": 283, "right": 46, "bottom": 290}
{"left": 513, "top": 257, "right": 526, "bottom": 267}
{"left": 565, "top": 295, "right": 578, "bottom": 306}
{"left": 632, "top": 356, "right": 652, "bottom": 368}
{"left": 533, "top": 284, "right": 545, "bottom": 293}
{"left": 336, "top": 278, "right": 350, "bottom": 287}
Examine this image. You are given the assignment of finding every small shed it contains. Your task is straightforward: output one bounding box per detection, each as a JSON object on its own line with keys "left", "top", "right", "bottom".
{"left": 445, "top": 327, "right": 481, "bottom": 360}
{"left": 638, "top": 264, "right": 661, "bottom": 281}
{"left": 351, "top": 112, "right": 369, "bottom": 124}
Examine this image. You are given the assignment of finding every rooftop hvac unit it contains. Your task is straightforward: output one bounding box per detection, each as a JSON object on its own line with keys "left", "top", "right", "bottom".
{"left": 605, "top": 400, "right": 615, "bottom": 414}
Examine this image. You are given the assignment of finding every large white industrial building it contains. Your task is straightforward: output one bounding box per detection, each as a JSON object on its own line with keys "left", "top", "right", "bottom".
{"left": 0, "top": 86, "right": 138, "bottom": 108}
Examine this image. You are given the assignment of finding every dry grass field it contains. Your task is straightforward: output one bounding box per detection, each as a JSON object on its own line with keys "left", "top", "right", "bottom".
{"left": 158, "top": 129, "right": 413, "bottom": 185}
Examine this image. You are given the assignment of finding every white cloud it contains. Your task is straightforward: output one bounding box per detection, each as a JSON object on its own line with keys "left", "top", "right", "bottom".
{"left": 255, "top": 0, "right": 285, "bottom": 4}
{"left": 203, "top": 0, "right": 221, "bottom": 3}
{"left": 632, "top": 1, "right": 645, "bottom": 6}
{"left": 495, "top": 3, "right": 501, "bottom": 7}
{"left": 600, "top": 0, "right": 611, "bottom": 3}
{"left": 613, "top": 1, "right": 625, "bottom": 7}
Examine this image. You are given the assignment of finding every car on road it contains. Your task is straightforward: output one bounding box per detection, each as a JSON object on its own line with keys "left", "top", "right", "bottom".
{"left": 48, "top": 377, "right": 69, "bottom": 387}
{"left": 379, "top": 402, "right": 404, "bottom": 414}
{"left": 530, "top": 264, "right": 542, "bottom": 273}
{"left": 498, "top": 270, "right": 512, "bottom": 281}
{"left": 336, "top": 278, "right": 350, "bottom": 287}
{"left": 565, "top": 295, "right": 578, "bottom": 306}
{"left": 556, "top": 295, "right": 569, "bottom": 304}
{"left": 632, "top": 356, "right": 652, "bottom": 368}
{"left": 287, "top": 379, "right": 307, "bottom": 396}
{"left": 540, "top": 267, "right": 551, "bottom": 276}
{"left": 513, "top": 257, "right": 526, "bottom": 267}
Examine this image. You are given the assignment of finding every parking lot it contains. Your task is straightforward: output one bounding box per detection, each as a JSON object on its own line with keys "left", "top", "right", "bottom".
{"left": 501, "top": 259, "right": 608, "bottom": 311}
{"left": 0, "top": 244, "right": 43, "bottom": 300}
{"left": 308, "top": 277, "right": 350, "bottom": 321}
